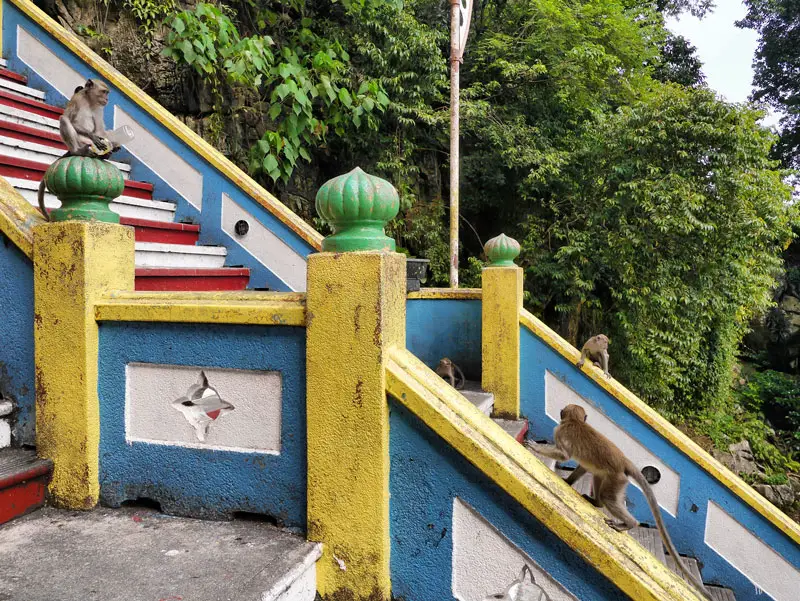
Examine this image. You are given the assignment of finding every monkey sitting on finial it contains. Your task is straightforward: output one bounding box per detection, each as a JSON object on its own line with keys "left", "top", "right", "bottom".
{"left": 435, "top": 357, "right": 465, "bottom": 390}
{"left": 577, "top": 334, "right": 610, "bottom": 378}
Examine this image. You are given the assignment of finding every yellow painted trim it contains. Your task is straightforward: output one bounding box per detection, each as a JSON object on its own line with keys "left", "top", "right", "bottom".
{"left": 306, "top": 252, "right": 406, "bottom": 601}
{"left": 386, "top": 348, "right": 704, "bottom": 601}
{"left": 0, "top": 175, "right": 45, "bottom": 257}
{"left": 95, "top": 291, "right": 305, "bottom": 325}
{"left": 8, "top": 0, "right": 323, "bottom": 251}
{"left": 519, "top": 308, "right": 800, "bottom": 546}
{"left": 407, "top": 288, "right": 482, "bottom": 300}
{"left": 34, "top": 222, "right": 135, "bottom": 509}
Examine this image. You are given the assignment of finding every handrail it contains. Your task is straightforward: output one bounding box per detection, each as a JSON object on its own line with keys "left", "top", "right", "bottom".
{"left": 7, "top": 0, "right": 323, "bottom": 251}
{"left": 385, "top": 347, "right": 705, "bottom": 601}
{"left": 520, "top": 307, "right": 800, "bottom": 546}
{"left": 0, "top": 174, "right": 45, "bottom": 257}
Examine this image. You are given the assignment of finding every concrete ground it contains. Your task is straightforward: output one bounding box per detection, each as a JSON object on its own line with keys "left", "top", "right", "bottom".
{"left": 0, "top": 506, "right": 318, "bottom": 601}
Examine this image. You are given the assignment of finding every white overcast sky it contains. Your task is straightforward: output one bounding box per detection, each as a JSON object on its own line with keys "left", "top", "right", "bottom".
{"left": 667, "top": 1, "right": 782, "bottom": 127}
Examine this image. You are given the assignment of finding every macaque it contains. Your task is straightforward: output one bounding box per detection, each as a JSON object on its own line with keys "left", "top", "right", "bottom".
{"left": 577, "top": 334, "right": 610, "bottom": 378}
{"left": 435, "top": 357, "right": 465, "bottom": 390}
{"left": 526, "top": 405, "right": 711, "bottom": 600}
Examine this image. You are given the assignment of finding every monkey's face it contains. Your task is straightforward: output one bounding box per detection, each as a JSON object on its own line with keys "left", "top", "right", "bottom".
{"left": 89, "top": 83, "right": 110, "bottom": 106}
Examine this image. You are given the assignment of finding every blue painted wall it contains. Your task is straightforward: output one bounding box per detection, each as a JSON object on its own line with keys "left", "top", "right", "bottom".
{"left": 389, "top": 398, "right": 626, "bottom": 601}
{"left": 406, "top": 299, "right": 481, "bottom": 380}
{"left": 0, "top": 235, "right": 35, "bottom": 445}
{"left": 3, "top": 4, "right": 316, "bottom": 291}
{"left": 520, "top": 326, "right": 799, "bottom": 601}
{"left": 98, "top": 322, "right": 307, "bottom": 530}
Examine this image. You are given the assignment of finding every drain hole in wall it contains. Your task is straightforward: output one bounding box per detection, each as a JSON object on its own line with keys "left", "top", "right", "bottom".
{"left": 232, "top": 511, "right": 280, "bottom": 526}
{"left": 121, "top": 497, "right": 163, "bottom": 512}
{"left": 641, "top": 466, "right": 661, "bottom": 484}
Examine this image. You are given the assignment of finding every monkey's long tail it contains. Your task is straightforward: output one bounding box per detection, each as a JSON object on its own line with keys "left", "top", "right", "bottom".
{"left": 37, "top": 178, "right": 50, "bottom": 221}
{"left": 626, "top": 461, "right": 712, "bottom": 600}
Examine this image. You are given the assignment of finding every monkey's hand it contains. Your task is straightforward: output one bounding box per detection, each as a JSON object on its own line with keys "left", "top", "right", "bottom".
{"left": 577, "top": 358, "right": 585, "bottom": 368}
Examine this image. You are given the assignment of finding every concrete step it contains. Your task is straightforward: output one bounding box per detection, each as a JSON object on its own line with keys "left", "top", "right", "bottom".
{"left": 0, "top": 103, "right": 60, "bottom": 132}
{"left": 665, "top": 553, "right": 703, "bottom": 586}
{"left": 10, "top": 176, "right": 176, "bottom": 222}
{"left": 0, "top": 506, "right": 321, "bottom": 601}
{"left": 707, "top": 586, "right": 737, "bottom": 601}
{"left": 0, "top": 87, "right": 63, "bottom": 120}
{"left": 0, "top": 118, "right": 63, "bottom": 147}
{"left": 460, "top": 380, "right": 494, "bottom": 416}
{"left": 0, "top": 134, "right": 130, "bottom": 177}
{"left": 629, "top": 525, "right": 667, "bottom": 564}
{"left": 0, "top": 68, "right": 27, "bottom": 86}
{"left": 120, "top": 217, "right": 200, "bottom": 245}
{"left": 135, "top": 267, "right": 251, "bottom": 291}
{"left": 492, "top": 417, "right": 529, "bottom": 442}
{"left": 134, "top": 241, "right": 227, "bottom": 269}
{"left": 0, "top": 75, "right": 46, "bottom": 101}
{"left": 0, "top": 448, "right": 52, "bottom": 526}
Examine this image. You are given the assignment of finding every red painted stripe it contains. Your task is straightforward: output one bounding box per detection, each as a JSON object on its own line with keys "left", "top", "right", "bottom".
{"left": 0, "top": 69, "right": 28, "bottom": 85}
{"left": 515, "top": 419, "right": 529, "bottom": 443}
{"left": 0, "top": 462, "right": 52, "bottom": 490}
{"left": 0, "top": 118, "right": 65, "bottom": 149}
{"left": 0, "top": 477, "right": 48, "bottom": 525}
{"left": 120, "top": 217, "right": 200, "bottom": 245}
{"left": 135, "top": 268, "right": 250, "bottom": 291}
{"left": 0, "top": 88, "right": 63, "bottom": 119}
{"left": 0, "top": 154, "right": 153, "bottom": 199}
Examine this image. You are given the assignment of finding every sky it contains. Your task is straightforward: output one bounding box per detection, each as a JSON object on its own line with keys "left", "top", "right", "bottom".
{"left": 666, "top": 1, "right": 782, "bottom": 127}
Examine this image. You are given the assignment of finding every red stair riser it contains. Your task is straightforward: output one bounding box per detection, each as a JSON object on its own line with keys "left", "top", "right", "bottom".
{"left": 0, "top": 119, "right": 65, "bottom": 149}
{"left": 135, "top": 268, "right": 250, "bottom": 292}
{"left": 119, "top": 218, "right": 200, "bottom": 245}
{"left": 0, "top": 476, "right": 48, "bottom": 525}
{"left": 0, "top": 89, "right": 62, "bottom": 120}
{"left": 0, "top": 68, "right": 28, "bottom": 85}
{"left": 515, "top": 419, "right": 529, "bottom": 443}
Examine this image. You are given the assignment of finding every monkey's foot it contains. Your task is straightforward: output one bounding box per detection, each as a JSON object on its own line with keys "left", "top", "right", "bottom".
{"left": 605, "top": 519, "right": 632, "bottom": 532}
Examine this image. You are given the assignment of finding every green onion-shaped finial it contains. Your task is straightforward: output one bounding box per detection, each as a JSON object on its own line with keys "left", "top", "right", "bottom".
{"left": 485, "top": 233, "right": 520, "bottom": 266}
{"left": 45, "top": 156, "right": 124, "bottom": 223}
{"left": 315, "top": 167, "right": 400, "bottom": 252}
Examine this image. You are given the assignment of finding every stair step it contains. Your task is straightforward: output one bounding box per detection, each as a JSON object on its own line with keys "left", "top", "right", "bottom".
{"left": 707, "top": 586, "right": 737, "bottom": 601}
{"left": 665, "top": 553, "right": 703, "bottom": 586}
{"left": 0, "top": 68, "right": 27, "bottom": 85}
{"left": 629, "top": 526, "right": 667, "bottom": 564}
{"left": 0, "top": 76, "right": 46, "bottom": 101}
{"left": 493, "top": 417, "right": 529, "bottom": 442}
{"left": 0, "top": 506, "right": 321, "bottom": 601}
{"left": 556, "top": 466, "right": 594, "bottom": 498}
{"left": 0, "top": 118, "right": 63, "bottom": 148}
{"left": 0, "top": 448, "right": 52, "bottom": 526}
{"left": 0, "top": 135, "right": 130, "bottom": 176}
{"left": 0, "top": 87, "right": 63, "bottom": 120}
{"left": 120, "top": 217, "right": 200, "bottom": 245}
{"left": 0, "top": 103, "right": 60, "bottom": 132}
{"left": 135, "top": 267, "right": 251, "bottom": 291}
{"left": 134, "top": 242, "right": 227, "bottom": 269}
{"left": 11, "top": 177, "right": 176, "bottom": 222}
{"left": 525, "top": 444, "right": 558, "bottom": 470}
{"left": 460, "top": 380, "right": 494, "bottom": 416}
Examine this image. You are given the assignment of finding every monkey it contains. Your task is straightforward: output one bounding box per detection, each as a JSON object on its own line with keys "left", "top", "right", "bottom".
{"left": 435, "top": 357, "right": 465, "bottom": 390}
{"left": 577, "top": 334, "right": 610, "bottom": 378}
{"left": 38, "top": 79, "right": 119, "bottom": 220}
{"left": 525, "top": 404, "right": 712, "bottom": 600}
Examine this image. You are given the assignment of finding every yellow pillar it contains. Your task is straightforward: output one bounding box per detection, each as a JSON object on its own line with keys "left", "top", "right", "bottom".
{"left": 33, "top": 222, "right": 134, "bottom": 508}
{"left": 482, "top": 234, "right": 523, "bottom": 418}
{"left": 306, "top": 251, "right": 405, "bottom": 601}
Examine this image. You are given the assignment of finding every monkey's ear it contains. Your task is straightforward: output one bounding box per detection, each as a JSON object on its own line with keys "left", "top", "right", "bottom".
{"left": 85, "top": 79, "right": 94, "bottom": 88}
{"left": 73, "top": 86, "right": 84, "bottom": 94}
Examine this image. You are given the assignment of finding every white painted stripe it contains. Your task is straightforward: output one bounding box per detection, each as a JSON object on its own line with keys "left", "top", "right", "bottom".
{"left": 544, "top": 372, "right": 680, "bottom": 516}
{"left": 221, "top": 193, "right": 307, "bottom": 291}
{"left": 134, "top": 242, "right": 227, "bottom": 269}
{"left": 17, "top": 26, "right": 84, "bottom": 100}
{"left": 0, "top": 76, "right": 46, "bottom": 100}
{"left": 114, "top": 107, "right": 203, "bottom": 210}
{"left": 452, "top": 498, "right": 578, "bottom": 601}
{"left": 705, "top": 501, "right": 800, "bottom": 601}
{"left": 0, "top": 135, "right": 130, "bottom": 175}
{"left": 0, "top": 103, "right": 59, "bottom": 132}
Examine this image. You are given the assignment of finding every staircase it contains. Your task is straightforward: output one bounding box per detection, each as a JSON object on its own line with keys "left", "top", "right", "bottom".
{"left": 0, "top": 58, "right": 251, "bottom": 292}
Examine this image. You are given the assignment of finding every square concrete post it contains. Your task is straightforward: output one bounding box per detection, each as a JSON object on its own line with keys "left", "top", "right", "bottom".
{"left": 33, "top": 222, "right": 134, "bottom": 508}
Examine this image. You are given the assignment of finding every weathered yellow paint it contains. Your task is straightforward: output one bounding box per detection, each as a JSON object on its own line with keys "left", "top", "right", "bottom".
{"left": 10, "top": 0, "right": 323, "bottom": 251}
{"left": 519, "top": 308, "right": 800, "bottom": 547}
{"left": 33, "top": 222, "right": 135, "bottom": 508}
{"left": 406, "top": 288, "right": 482, "bottom": 300}
{"left": 95, "top": 291, "right": 305, "bottom": 325}
{"left": 0, "top": 174, "right": 46, "bottom": 257}
{"left": 482, "top": 266, "right": 522, "bottom": 418}
{"left": 306, "top": 251, "right": 406, "bottom": 601}
{"left": 386, "top": 348, "right": 705, "bottom": 601}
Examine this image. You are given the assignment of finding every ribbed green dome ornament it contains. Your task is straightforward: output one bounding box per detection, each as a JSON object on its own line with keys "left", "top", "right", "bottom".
{"left": 485, "top": 233, "right": 520, "bottom": 266}
{"left": 315, "top": 167, "right": 400, "bottom": 252}
{"left": 44, "top": 156, "right": 124, "bottom": 223}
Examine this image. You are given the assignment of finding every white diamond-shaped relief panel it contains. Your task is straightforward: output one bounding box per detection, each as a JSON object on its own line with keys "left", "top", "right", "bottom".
{"left": 126, "top": 363, "right": 281, "bottom": 453}
{"left": 452, "top": 498, "right": 578, "bottom": 601}
{"left": 544, "top": 372, "right": 680, "bottom": 516}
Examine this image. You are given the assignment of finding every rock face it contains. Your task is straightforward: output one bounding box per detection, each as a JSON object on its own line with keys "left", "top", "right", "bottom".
{"left": 711, "top": 440, "right": 763, "bottom": 476}
{"left": 754, "top": 484, "right": 796, "bottom": 508}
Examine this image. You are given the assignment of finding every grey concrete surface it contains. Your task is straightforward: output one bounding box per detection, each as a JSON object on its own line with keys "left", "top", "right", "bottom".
{"left": 0, "top": 506, "right": 319, "bottom": 601}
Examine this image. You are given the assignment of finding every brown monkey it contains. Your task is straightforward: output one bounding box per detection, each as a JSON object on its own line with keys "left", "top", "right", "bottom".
{"left": 435, "top": 357, "right": 465, "bottom": 390}
{"left": 577, "top": 334, "right": 610, "bottom": 378}
{"left": 38, "top": 79, "right": 118, "bottom": 220}
{"left": 526, "top": 405, "right": 711, "bottom": 600}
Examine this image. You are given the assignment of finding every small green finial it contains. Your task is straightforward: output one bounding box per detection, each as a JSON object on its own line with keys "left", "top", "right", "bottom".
{"left": 45, "top": 156, "right": 124, "bottom": 223}
{"left": 315, "top": 167, "right": 400, "bottom": 252}
{"left": 485, "top": 233, "right": 520, "bottom": 266}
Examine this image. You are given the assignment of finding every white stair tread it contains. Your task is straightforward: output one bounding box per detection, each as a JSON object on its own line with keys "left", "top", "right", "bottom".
{"left": 135, "top": 242, "right": 226, "bottom": 255}
{"left": 135, "top": 242, "right": 227, "bottom": 269}
{"left": 0, "top": 76, "right": 46, "bottom": 100}
{"left": 0, "top": 135, "right": 130, "bottom": 174}
{"left": 0, "top": 104, "right": 60, "bottom": 132}
{"left": 460, "top": 380, "right": 494, "bottom": 416}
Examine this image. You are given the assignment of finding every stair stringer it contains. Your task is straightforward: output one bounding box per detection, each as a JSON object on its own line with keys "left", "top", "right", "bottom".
{"left": 2, "top": 0, "right": 323, "bottom": 292}
{"left": 386, "top": 348, "right": 706, "bottom": 601}
{"left": 520, "top": 309, "right": 800, "bottom": 601}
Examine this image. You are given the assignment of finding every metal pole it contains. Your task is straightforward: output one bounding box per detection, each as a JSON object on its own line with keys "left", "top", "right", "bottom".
{"left": 449, "top": 0, "right": 460, "bottom": 288}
